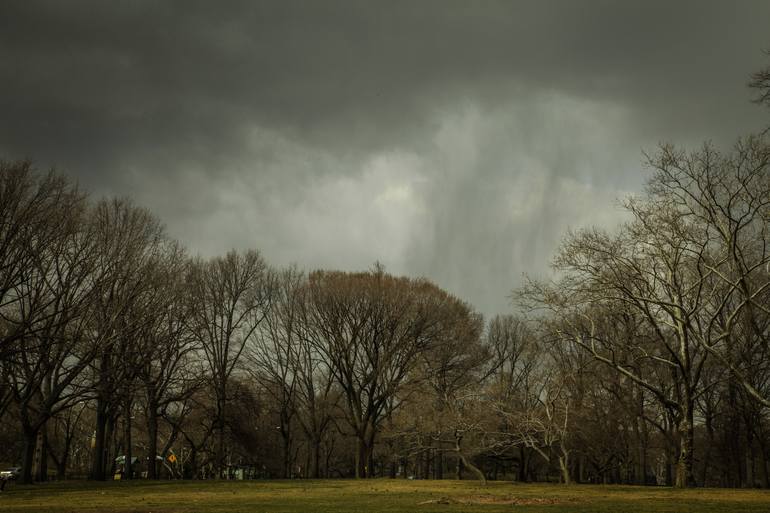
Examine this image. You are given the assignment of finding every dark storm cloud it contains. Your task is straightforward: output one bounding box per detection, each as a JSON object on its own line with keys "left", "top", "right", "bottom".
{"left": 1, "top": 1, "right": 769, "bottom": 317}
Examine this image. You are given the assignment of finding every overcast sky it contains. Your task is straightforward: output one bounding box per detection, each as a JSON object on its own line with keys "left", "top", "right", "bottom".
{"left": 1, "top": 1, "right": 769, "bottom": 318}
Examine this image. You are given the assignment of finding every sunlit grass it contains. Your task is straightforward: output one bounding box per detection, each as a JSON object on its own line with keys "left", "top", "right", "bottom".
{"left": 2, "top": 479, "right": 770, "bottom": 512}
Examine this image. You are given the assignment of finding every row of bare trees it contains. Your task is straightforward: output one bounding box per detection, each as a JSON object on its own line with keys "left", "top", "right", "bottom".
{"left": 0, "top": 165, "right": 482, "bottom": 483}
{"left": 1, "top": 57, "right": 769, "bottom": 489}
{"left": 520, "top": 133, "right": 770, "bottom": 487}
{"left": 2, "top": 152, "right": 770, "bottom": 488}
{"left": 0, "top": 162, "right": 203, "bottom": 483}
{"left": 364, "top": 60, "right": 770, "bottom": 488}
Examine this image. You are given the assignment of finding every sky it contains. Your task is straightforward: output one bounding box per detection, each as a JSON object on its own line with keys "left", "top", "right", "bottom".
{"left": 1, "top": 1, "right": 769, "bottom": 319}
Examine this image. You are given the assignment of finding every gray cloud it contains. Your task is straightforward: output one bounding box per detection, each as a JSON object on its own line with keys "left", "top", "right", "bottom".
{"left": 1, "top": 0, "right": 768, "bottom": 317}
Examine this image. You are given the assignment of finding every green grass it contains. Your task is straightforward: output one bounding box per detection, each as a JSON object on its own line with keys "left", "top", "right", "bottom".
{"left": 2, "top": 479, "right": 770, "bottom": 512}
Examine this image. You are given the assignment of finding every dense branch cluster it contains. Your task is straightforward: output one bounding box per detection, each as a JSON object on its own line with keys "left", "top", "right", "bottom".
{"left": 521, "top": 135, "right": 770, "bottom": 488}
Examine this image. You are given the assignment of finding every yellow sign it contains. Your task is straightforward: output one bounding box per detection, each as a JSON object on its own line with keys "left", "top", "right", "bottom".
{"left": 168, "top": 454, "right": 177, "bottom": 463}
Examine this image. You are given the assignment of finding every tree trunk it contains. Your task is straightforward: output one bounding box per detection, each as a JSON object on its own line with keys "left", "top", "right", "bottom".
{"left": 354, "top": 436, "right": 370, "bottom": 478}
{"left": 366, "top": 436, "right": 375, "bottom": 478}
{"left": 355, "top": 437, "right": 365, "bottom": 478}
{"left": 311, "top": 438, "right": 321, "bottom": 478}
{"left": 35, "top": 425, "right": 48, "bottom": 482}
{"left": 59, "top": 430, "right": 72, "bottom": 481}
{"left": 757, "top": 436, "right": 770, "bottom": 489}
{"left": 46, "top": 427, "right": 69, "bottom": 482}
{"left": 107, "top": 415, "right": 116, "bottom": 477}
{"left": 457, "top": 452, "right": 485, "bottom": 484}
{"left": 640, "top": 430, "right": 649, "bottom": 485}
{"left": 746, "top": 432, "right": 755, "bottom": 488}
{"left": 353, "top": 424, "right": 377, "bottom": 479}
{"left": 189, "top": 444, "right": 198, "bottom": 479}
{"left": 216, "top": 414, "right": 225, "bottom": 479}
{"left": 558, "top": 449, "right": 571, "bottom": 485}
{"left": 701, "top": 416, "right": 715, "bottom": 486}
{"left": 147, "top": 406, "right": 159, "bottom": 479}
{"left": 635, "top": 406, "right": 648, "bottom": 485}
{"left": 674, "top": 405, "right": 696, "bottom": 488}
{"left": 124, "top": 399, "right": 132, "bottom": 480}
{"left": 90, "top": 399, "right": 108, "bottom": 480}
{"left": 20, "top": 425, "right": 37, "bottom": 484}
{"left": 665, "top": 448, "right": 673, "bottom": 487}
{"left": 281, "top": 430, "right": 291, "bottom": 478}
{"left": 91, "top": 347, "right": 114, "bottom": 481}
{"left": 454, "top": 434, "right": 485, "bottom": 484}
{"left": 518, "top": 446, "right": 527, "bottom": 482}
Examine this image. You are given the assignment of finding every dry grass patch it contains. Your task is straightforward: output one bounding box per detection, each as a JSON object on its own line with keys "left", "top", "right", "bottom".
{"left": 419, "top": 494, "right": 574, "bottom": 505}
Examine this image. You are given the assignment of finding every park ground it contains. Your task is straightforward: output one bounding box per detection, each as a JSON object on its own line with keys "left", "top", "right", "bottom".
{"left": 1, "top": 479, "right": 770, "bottom": 513}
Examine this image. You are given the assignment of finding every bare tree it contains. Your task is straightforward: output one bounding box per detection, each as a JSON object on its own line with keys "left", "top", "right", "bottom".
{"left": 521, "top": 180, "right": 717, "bottom": 487}
{"left": 246, "top": 266, "right": 303, "bottom": 478}
{"left": 87, "top": 198, "right": 170, "bottom": 481}
{"left": 187, "top": 249, "right": 274, "bottom": 479}
{"left": 6, "top": 178, "right": 102, "bottom": 484}
{"left": 486, "top": 316, "right": 541, "bottom": 481}
{"left": 642, "top": 140, "right": 770, "bottom": 409}
{"left": 419, "top": 306, "right": 486, "bottom": 481}
{"left": 0, "top": 162, "right": 87, "bottom": 416}
{"left": 518, "top": 108, "right": 770, "bottom": 488}
{"left": 136, "top": 243, "right": 201, "bottom": 479}
{"left": 486, "top": 316, "right": 540, "bottom": 407}
{"left": 293, "top": 332, "right": 338, "bottom": 478}
{"left": 306, "top": 266, "right": 476, "bottom": 478}
{"left": 494, "top": 369, "right": 574, "bottom": 484}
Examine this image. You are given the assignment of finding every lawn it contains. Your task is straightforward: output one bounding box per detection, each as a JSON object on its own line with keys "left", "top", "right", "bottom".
{"left": 1, "top": 479, "right": 770, "bottom": 513}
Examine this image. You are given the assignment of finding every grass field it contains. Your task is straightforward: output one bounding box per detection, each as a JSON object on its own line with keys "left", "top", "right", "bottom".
{"left": 2, "top": 479, "right": 770, "bottom": 513}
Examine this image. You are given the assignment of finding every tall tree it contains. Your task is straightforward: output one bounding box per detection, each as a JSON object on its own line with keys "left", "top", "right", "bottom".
{"left": 522, "top": 176, "right": 718, "bottom": 487}
{"left": 642, "top": 139, "right": 770, "bottom": 408}
{"left": 0, "top": 162, "right": 85, "bottom": 416}
{"left": 247, "top": 267, "right": 304, "bottom": 478}
{"left": 306, "top": 266, "right": 475, "bottom": 478}
{"left": 6, "top": 173, "right": 101, "bottom": 484}
{"left": 88, "top": 199, "right": 169, "bottom": 480}
{"left": 188, "top": 249, "right": 274, "bottom": 479}
{"left": 136, "top": 243, "right": 201, "bottom": 479}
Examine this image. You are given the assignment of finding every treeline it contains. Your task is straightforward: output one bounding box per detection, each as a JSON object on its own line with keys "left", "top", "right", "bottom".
{"left": 0, "top": 164, "right": 488, "bottom": 485}
{"left": 1, "top": 59, "right": 770, "bottom": 489}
